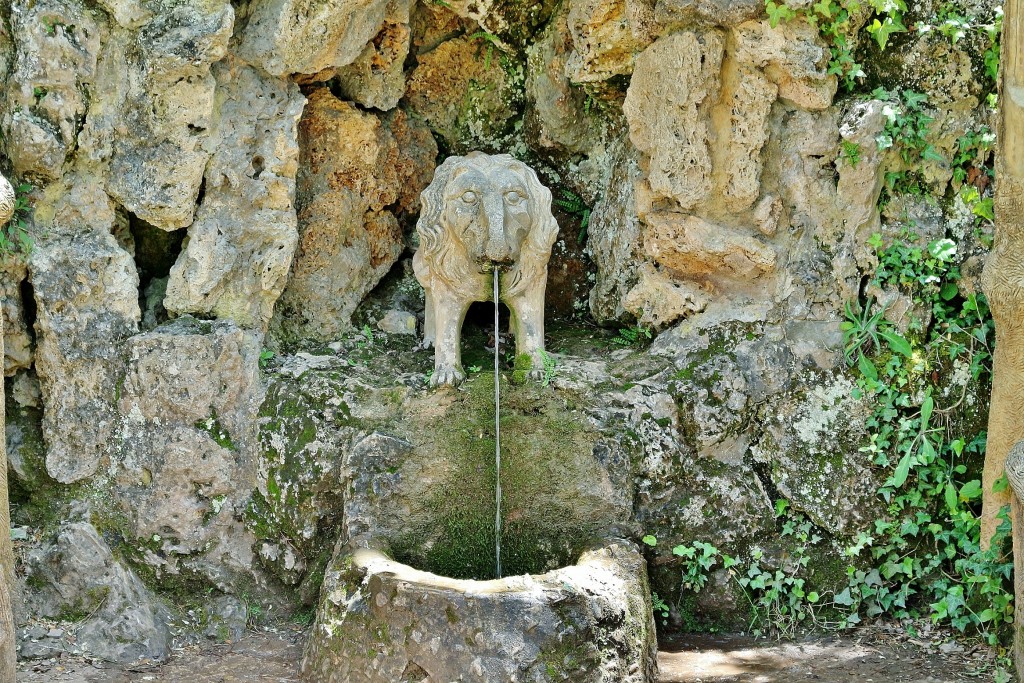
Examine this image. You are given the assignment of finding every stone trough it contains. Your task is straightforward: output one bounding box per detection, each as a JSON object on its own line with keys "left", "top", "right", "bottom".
{"left": 301, "top": 539, "right": 658, "bottom": 683}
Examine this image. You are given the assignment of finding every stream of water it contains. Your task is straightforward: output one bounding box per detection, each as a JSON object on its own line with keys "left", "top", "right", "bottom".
{"left": 493, "top": 267, "right": 503, "bottom": 579}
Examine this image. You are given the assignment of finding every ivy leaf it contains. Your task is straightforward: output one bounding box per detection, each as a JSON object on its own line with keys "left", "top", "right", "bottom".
{"left": 928, "top": 238, "right": 957, "bottom": 262}
{"left": 642, "top": 535, "right": 657, "bottom": 547}
{"left": 940, "top": 282, "right": 959, "bottom": 301}
{"left": 867, "top": 16, "right": 907, "bottom": 49}
{"left": 881, "top": 330, "right": 913, "bottom": 358}
{"left": 994, "top": 474, "right": 1010, "bottom": 494}
{"left": 834, "top": 587, "right": 855, "bottom": 606}
{"left": 959, "top": 480, "right": 983, "bottom": 501}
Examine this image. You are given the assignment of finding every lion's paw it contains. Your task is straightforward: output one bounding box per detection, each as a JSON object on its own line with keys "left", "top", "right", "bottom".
{"left": 430, "top": 365, "right": 466, "bottom": 387}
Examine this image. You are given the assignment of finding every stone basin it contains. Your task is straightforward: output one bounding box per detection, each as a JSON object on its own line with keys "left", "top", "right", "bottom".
{"left": 301, "top": 538, "right": 658, "bottom": 682}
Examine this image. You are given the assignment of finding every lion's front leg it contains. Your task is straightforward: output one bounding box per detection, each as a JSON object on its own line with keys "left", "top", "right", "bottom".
{"left": 430, "top": 291, "right": 472, "bottom": 387}
{"left": 505, "top": 287, "right": 548, "bottom": 382}
{"left": 419, "top": 286, "right": 436, "bottom": 350}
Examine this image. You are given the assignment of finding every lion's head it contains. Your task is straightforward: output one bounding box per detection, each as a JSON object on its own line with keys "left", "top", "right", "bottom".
{"left": 416, "top": 152, "right": 558, "bottom": 280}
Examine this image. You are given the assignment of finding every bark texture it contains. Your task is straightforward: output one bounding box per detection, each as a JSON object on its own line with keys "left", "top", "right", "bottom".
{"left": 981, "top": 0, "right": 1024, "bottom": 675}
{"left": 982, "top": 0, "right": 1024, "bottom": 539}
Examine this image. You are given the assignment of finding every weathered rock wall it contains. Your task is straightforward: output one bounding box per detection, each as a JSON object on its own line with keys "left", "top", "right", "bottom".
{"left": 0, "top": 0, "right": 999, "bottom": 660}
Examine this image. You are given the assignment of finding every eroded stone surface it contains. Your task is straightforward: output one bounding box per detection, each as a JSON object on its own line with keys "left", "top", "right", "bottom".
{"left": 30, "top": 222, "right": 140, "bottom": 484}
{"left": 624, "top": 31, "right": 724, "bottom": 210}
{"left": 302, "top": 541, "right": 658, "bottom": 683}
{"left": 114, "top": 316, "right": 263, "bottom": 583}
{"left": 271, "top": 89, "right": 435, "bottom": 342}
{"left": 164, "top": 60, "right": 305, "bottom": 329}
{"left": 235, "top": 0, "right": 401, "bottom": 77}
{"left": 105, "top": 3, "right": 234, "bottom": 229}
{"left": 565, "top": 0, "right": 658, "bottom": 82}
{"left": 24, "top": 521, "right": 171, "bottom": 663}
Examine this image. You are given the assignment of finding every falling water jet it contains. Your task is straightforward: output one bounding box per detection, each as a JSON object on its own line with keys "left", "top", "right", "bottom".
{"left": 494, "top": 266, "right": 502, "bottom": 579}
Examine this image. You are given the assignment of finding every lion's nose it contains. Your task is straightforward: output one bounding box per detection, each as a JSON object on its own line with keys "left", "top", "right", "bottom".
{"left": 481, "top": 194, "right": 513, "bottom": 264}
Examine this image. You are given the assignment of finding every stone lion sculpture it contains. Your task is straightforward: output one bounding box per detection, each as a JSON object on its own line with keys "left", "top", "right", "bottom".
{"left": 414, "top": 152, "right": 559, "bottom": 387}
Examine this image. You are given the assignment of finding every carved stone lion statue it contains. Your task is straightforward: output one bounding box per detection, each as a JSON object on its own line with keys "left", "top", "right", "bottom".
{"left": 414, "top": 152, "right": 559, "bottom": 387}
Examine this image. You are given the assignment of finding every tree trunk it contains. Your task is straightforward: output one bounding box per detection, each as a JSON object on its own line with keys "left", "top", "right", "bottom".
{"left": 0, "top": 307, "right": 14, "bottom": 683}
{"left": 982, "top": 1, "right": 1024, "bottom": 677}
{"left": 982, "top": 0, "right": 1024, "bottom": 544}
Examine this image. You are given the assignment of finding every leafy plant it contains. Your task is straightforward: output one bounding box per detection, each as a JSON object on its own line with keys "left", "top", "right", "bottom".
{"left": 613, "top": 325, "right": 653, "bottom": 347}
{"left": 839, "top": 140, "right": 862, "bottom": 167}
{"left": 764, "top": 0, "right": 907, "bottom": 91}
{"left": 872, "top": 88, "right": 945, "bottom": 200}
{"left": 258, "top": 349, "right": 275, "bottom": 369}
{"left": 642, "top": 534, "right": 736, "bottom": 625}
{"left": 1, "top": 181, "right": 34, "bottom": 258}
{"left": 538, "top": 349, "right": 557, "bottom": 387}
{"left": 468, "top": 31, "right": 503, "bottom": 70}
{"left": 554, "top": 189, "right": 592, "bottom": 246}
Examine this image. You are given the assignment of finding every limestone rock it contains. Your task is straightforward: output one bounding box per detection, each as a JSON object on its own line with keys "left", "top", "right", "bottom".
{"left": 1, "top": 0, "right": 103, "bottom": 182}
{"left": 377, "top": 309, "right": 417, "bottom": 335}
{"left": 752, "top": 375, "right": 883, "bottom": 535}
{"left": 252, "top": 362, "right": 364, "bottom": 589}
{"left": 731, "top": 19, "right": 836, "bottom": 111}
{"left": 624, "top": 264, "right": 709, "bottom": 330}
{"left": 235, "top": 0, "right": 403, "bottom": 78}
{"left": 526, "top": 5, "right": 602, "bottom": 154}
{"left": 25, "top": 521, "right": 171, "bottom": 663}
{"left": 1, "top": 259, "right": 33, "bottom": 376}
{"left": 624, "top": 31, "right": 724, "bottom": 210}
{"left": 642, "top": 212, "right": 776, "bottom": 284}
{"left": 717, "top": 65, "right": 777, "bottom": 212}
{"left": 588, "top": 137, "right": 646, "bottom": 323}
{"left": 105, "top": 3, "right": 233, "bottom": 229}
{"left": 565, "top": 0, "right": 659, "bottom": 82}
{"left": 334, "top": 20, "right": 412, "bottom": 110}
{"left": 836, "top": 100, "right": 889, "bottom": 276}
{"left": 29, "top": 223, "right": 140, "bottom": 484}
{"left": 302, "top": 541, "right": 658, "bottom": 683}
{"left": 272, "top": 89, "right": 435, "bottom": 342}
{"left": 403, "top": 35, "right": 523, "bottom": 150}
{"left": 94, "top": 0, "right": 153, "bottom": 28}
{"left": 114, "top": 316, "right": 262, "bottom": 578}
{"left": 429, "top": 0, "right": 557, "bottom": 46}
{"left": 164, "top": 60, "right": 305, "bottom": 329}
{"left": 654, "top": 0, "right": 762, "bottom": 27}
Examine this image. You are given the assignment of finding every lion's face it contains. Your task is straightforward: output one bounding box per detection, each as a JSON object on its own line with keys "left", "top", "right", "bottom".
{"left": 440, "top": 161, "right": 534, "bottom": 273}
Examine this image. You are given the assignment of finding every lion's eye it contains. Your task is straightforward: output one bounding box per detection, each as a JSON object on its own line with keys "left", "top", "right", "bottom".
{"left": 460, "top": 191, "right": 478, "bottom": 204}
{"left": 505, "top": 190, "right": 525, "bottom": 204}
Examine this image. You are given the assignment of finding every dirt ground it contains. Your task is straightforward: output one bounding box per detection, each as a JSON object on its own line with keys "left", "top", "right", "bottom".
{"left": 15, "top": 627, "right": 1005, "bottom": 682}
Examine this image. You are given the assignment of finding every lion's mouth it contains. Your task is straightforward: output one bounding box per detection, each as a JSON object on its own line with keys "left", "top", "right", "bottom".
{"left": 478, "top": 259, "right": 513, "bottom": 273}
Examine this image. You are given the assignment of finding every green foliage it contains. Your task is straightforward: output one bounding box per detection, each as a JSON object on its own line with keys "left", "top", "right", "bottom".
{"left": 841, "top": 230, "right": 1009, "bottom": 666}
{"left": 537, "top": 349, "right": 557, "bottom": 387}
{"left": 651, "top": 227, "right": 1008, "bottom": 675}
{"left": 642, "top": 534, "right": 736, "bottom": 626}
{"left": 2, "top": 181, "right": 34, "bottom": 258}
{"left": 468, "top": 31, "right": 503, "bottom": 70}
{"left": 258, "top": 349, "right": 275, "bottom": 369}
{"left": 764, "top": 0, "right": 907, "bottom": 91}
{"left": 739, "top": 504, "right": 825, "bottom": 638}
{"left": 839, "top": 140, "right": 862, "bottom": 167}
{"left": 919, "top": 5, "right": 1003, "bottom": 87}
{"left": 554, "top": 189, "right": 592, "bottom": 246}
{"left": 612, "top": 324, "right": 653, "bottom": 347}
{"left": 872, "top": 88, "right": 944, "bottom": 200}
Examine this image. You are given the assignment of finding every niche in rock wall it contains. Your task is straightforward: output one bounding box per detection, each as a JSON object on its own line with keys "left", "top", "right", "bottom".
{"left": 128, "top": 213, "right": 185, "bottom": 330}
